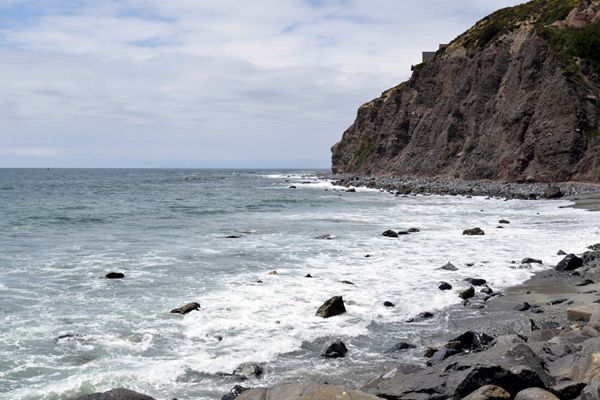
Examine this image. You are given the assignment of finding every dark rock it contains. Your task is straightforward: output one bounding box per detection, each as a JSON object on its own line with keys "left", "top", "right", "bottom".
{"left": 543, "top": 186, "right": 563, "bottom": 199}
{"left": 459, "top": 286, "right": 475, "bottom": 300}
{"left": 430, "top": 347, "right": 460, "bottom": 362}
{"left": 55, "top": 333, "right": 82, "bottom": 342}
{"left": 556, "top": 254, "right": 584, "bottom": 272}
{"left": 406, "top": 311, "right": 434, "bottom": 323}
{"left": 464, "top": 278, "right": 487, "bottom": 286}
{"left": 397, "top": 231, "right": 410, "bottom": 235}
{"left": 316, "top": 296, "right": 346, "bottom": 318}
{"left": 515, "top": 388, "right": 560, "bottom": 400}
{"left": 384, "top": 342, "right": 417, "bottom": 354}
{"left": 407, "top": 228, "right": 420, "bottom": 233}
{"left": 558, "top": 250, "right": 567, "bottom": 256}
{"left": 74, "top": 389, "right": 155, "bottom": 400}
{"left": 577, "top": 279, "right": 595, "bottom": 286}
{"left": 382, "top": 230, "right": 399, "bottom": 238}
{"left": 522, "top": 258, "right": 543, "bottom": 264}
{"left": 105, "top": 272, "right": 125, "bottom": 279}
{"left": 256, "top": 280, "right": 263, "bottom": 284}
{"left": 315, "top": 234, "right": 334, "bottom": 240}
{"left": 304, "top": 274, "right": 312, "bottom": 278}
{"left": 340, "top": 280, "right": 355, "bottom": 285}
{"left": 170, "top": 302, "right": 201, "bottom": 314}
{"left": 364, "top": 254, "right": 371, "bottom": 257}
{"left": 225, "top": 235, "right": 242, "bottom": 239}
{"left": 581, "top": 381, "right": 600, "bottom": 400}
{"left": 346, "top": 188, "right": 356, "bottom": 192}
{"left": 498, "top": 220, "right": 510, "bottom": 224}
{"left": 447, "top": 331, "right": 495, "bottom": 353}
{"left": 530, "top": 307, "right": 544, "bottom": 314}
{"left": 233, "top": 362, "right": 263, "bottom": 379}
{"left": 550, "top": 298, "right": 569, "bottom": 305}
{"left": 221, "top": 385, "right": 248, "bottom": 400}
{"left": 481, "top": 286, "right": 493, "bottom": 295}
{"left": 383, "top": 301, "right": 395, "bottom": 307}
{"left": 514, "top": 302, "right": 531, "bottom": 312}
{"left": 439, "top": 282, "right": 452, "bottom": 291}
{"left": 439, "top": 262, "right": 459, "bottom": 271}
{"left": 322, "top": 340, "right": 348, "bottom": 358}
{"left": 463, "top": 227, "right": 485, "bottom": 236}
{"left": 288, "top": 185, "right": 296, "bottom": 189}
{"left": 463, "top": 385, "right": 511, "bottom": 400}
{"left": 550, "top": 380, "right": 586, "bottom": 399}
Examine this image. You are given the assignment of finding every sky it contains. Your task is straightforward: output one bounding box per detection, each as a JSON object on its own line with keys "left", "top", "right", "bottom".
{"left": 0, "top": 0, "right": 525, "bottom": 168}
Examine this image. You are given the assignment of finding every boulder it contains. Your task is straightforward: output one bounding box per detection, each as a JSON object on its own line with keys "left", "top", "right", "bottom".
{"left": 288, "top": 185, "right": 296, "bottom": 189}
{"left": 439, "top": 282, "right": 452, "bottom": 291}
{"left": 522, "top": 258, "right": 543, "bottom": 264}
{"left": 315, "top": 296, "right": 346, "bottom": 318}
{"left": 459, "top": 286, "right": 475, "bottom": 300}
{"left": 170, "top": 302, "right": 200, "bottom": 314}
{"left": 439, "top": 262, "right": 459, "bottom": 271}
{"left": 514, "top": 302, "right": 532, "bottom": 312}
{"left": 407, "top": 228, "right": 420, "bottom": 233}
{"left": 384, "top": 342, "right": 417, "bottom": 354}
{"left": 581, "top": 382, "right": 600, "bottom": 400}
{"left": 315, "top": 234, "right": 334, "bottom": 240}
{"left": 406, "top": 311, "right": 434, "bottom": 323}
{"left": 237, "top": 383, "right": 380, "bottom": 400}
{"left": 464, "top": 278, "right": 487, "bottom": 286}
{"left": 226, "top": 235, "right": 243, "bottom": 239}
{"left": 105, "top": 272, "right": 125, "bottom": 279}
{"left": 499, "top": 220, "right": 510, "bottom": 224}
{"left": 577, "top": 279, "right": 595, "bottom": 286}
{"left": 567, "top": 304, "right": 599, "bottom": 322}
{"left": 550, "top": 380, "right": 586, "bottom": 399}
{"left": 74, "top": 389, "right": 155, "bottom": 400}
{"left": 481, "top": 286, "right": 493, "bottom": 295}
{"left": 233, "top": 362, "right": 263, "bottom": 379}
{"left": 363, "top": 337, "right": 553, "bottom": 399}
{"left": 463, "top": 385, "right": 511, "bottom": 400}
{"left": 543, "top": 186, "right": 563, "bottom": 199}
{"left": 515, "top": 388, "right": 560, "bottom": 400}
{"left": 463, "top": 227, "right": 485, "bottom": 236}
{"left": 222, "top": 385, "right": 249, "bottom": 400}
{"left": 382, "top": 230, "right": 398, "bottom": 238}
{"left": 383, "top": 301, "right": 395, "bottom": 307}
{"left": 447, "top": 331, "right": 495, "bottom": 353}
{"left": 346, "top": 187, "right": 356, "bottom": 192}
{"left": 558, "top": 250, "right": 567, "bottom": 255}
{"left": 340, "top": 280, "right": 355, "bottom": 285}
{"left": 304, "top": 274, "right": 312, "bottom": 278}
{"left": 321, "top": 340, "right": 348, "bottom": 358}
{"left": 556, "top": 254, "right": 584, "bottom": 272}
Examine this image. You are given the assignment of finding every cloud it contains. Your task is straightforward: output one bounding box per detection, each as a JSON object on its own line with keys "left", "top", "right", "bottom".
{"left": 0, "top": 0, "right": 525, "bottom": 167}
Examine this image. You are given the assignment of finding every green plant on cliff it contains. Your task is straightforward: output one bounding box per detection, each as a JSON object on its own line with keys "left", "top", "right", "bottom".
{"left": 351, "top": 138, "right": 375, "bottom": 170}
{"left": 540, "top": 22, "right": 600, "bottom": 73}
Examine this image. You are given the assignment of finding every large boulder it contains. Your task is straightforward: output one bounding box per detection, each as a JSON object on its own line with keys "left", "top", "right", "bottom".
{"left": 321, "top": 340, "right": 348, "bottom": 358}
{"left": 74, "top": 388, "right": 155, "bottom": 400}
{"left": 236, "top": 383, "right": 381, "bottom": 400}
{"left": 315, "top": 296, "right": 346, "bottom": 318}
{"left": 463, "top": 228, "right": 485, "bottom": 236}
{"left": 362, "top": 336, "right": 553, "bottom": 399}
{"left": 556, "top": 254, "right": 584, "bottom": 272}
{"left": 382, "top": 230, "right": 399, "bottom": 238}
{"left": 459, "top": 286, "right": 476, "bottom": 300}
{"left": 222, "top": 385, "right": 248, "bottom": 400}
{"left": 233, "top": 362, "right": 263, "bottom": 379}
{"left": 543, "top": 186, "right": 563, "bottom": 199}
{"left": 515, "top": 388, "right": 559, "bottom": 400}
{"left": 170, "top": 302, "right": 201, "bottom": 314}
{"left": 463, "top": 385, "right": 511, "bottom": 400}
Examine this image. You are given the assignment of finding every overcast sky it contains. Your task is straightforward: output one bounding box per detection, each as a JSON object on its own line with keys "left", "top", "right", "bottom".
{"left": 0, "top": 0, "right": 524, "bottom": 168}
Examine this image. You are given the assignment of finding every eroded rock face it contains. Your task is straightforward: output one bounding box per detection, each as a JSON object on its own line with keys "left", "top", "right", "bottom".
{"left": 331, "top": 3, "right": 600, "bottom": 183}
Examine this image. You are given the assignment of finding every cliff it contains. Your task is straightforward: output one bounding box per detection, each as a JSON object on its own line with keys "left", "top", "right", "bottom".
{"left": 331, "top": 0, "right": 600, "bottom": 182}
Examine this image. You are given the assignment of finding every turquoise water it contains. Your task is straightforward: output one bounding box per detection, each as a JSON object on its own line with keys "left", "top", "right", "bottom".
{"left": 1, "top": 169, "right": 599, "bottom": 399}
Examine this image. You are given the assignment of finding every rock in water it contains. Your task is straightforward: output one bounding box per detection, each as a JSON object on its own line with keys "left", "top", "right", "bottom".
{"left": 383, "top": 301, "right": 395, "bottom": 307}
{"left": 514, "top": 302, "right": 531, "bottom": 311}
{"left": 498, "top": 220, "right": 510, "bottom": 224}
{"left": 521, "top": 257, "right": 543, "bottom": 264}
{"left": 556, "top": 254, "right": 584, "bottom": 271}
{"left": 439, "top": 262, "right": 459, "bottom": 271}
{"left": 464, "top": 278, "right": 487, "bottom": 286}
{"left": 105, "top": 272, "right": 124, "bottom": 279}
{"left": 321, "top": 340, "right": 348, "bottom": 358}
{"left": 439, "top": 282, "right": 452, "bottom": 290}
{"left": 74, "top": 388, "right": 155, "bottom": 400}
{"left": 315, "top": 296, "right": 346, "bottom": 318}
{"left": 459, "top": 286, "right": 475, "bottom": 300}
{"left": 463, "top": 228, "right": 485, "bottom": 236}
{"left": 382, "top": 230, "right": 399, "bottom": 238}
{"left": 222, "top": 385, "right": 248, "bottom": 400}
{"left": 170, "top": 302, "right": 201, "bottom": 314}
{"left": 515, "top": 388, "right": 560, "bottom": 400}
{"left": 406, "top": 311, "right": 434, "bottom": 323}
{"left": 463, "top": 385, "right": 511, "bottom": 400}
{"left": 233, "top": 362, "right": 263, "bottom": 379}
{"left": 383, "top": 341, "right": 416, "bottom": 354}
{"left": 543, "top": 186, "right": 563, "bottom": 199}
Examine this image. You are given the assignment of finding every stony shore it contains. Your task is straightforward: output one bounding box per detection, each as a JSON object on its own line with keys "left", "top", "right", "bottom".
{"left": 75, "top": 181, "right": 600, "bottom": 400}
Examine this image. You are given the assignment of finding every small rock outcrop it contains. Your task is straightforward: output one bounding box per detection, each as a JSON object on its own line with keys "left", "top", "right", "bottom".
{"left": 556, "top": 254, "right": 584, "bottom": 271}
{"left": 321, "top": 340, "right": 348, "bottom": 358}
{"left": 74, "top": 388, "right": 155, "bottom": 400}
{"left": 464, "top": 228, "right": 485, "bottom": 236}
{"left": 105, "top": 272, "right": 125, "bottom": 279}
{"left": 170, "top": 302, "right": 201, "bottom": 314}
{"left": 315, "top": 296, "right": 346, "bottom": 318}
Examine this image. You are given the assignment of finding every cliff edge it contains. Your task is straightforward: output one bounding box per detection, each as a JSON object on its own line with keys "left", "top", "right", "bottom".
{"left": 331, "top": 0, "right": 600, "bottom": 182}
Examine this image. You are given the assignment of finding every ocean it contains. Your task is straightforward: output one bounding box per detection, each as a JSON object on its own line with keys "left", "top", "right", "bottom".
{"left": 1, "top": 168, "right": 598, "bottom": 400}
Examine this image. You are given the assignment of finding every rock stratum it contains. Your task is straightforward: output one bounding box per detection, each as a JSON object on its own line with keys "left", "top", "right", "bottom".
{"left": 331, "top": 0, "right": 600, "bottom": 182}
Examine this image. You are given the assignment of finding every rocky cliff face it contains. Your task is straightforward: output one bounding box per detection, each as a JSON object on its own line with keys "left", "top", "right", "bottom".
{"left": 331, "top": 0, "right": 600, "bottom": 182}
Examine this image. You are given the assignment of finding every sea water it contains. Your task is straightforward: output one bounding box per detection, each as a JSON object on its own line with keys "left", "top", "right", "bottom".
{"left": 1, "top": 169, "right": 599, "bottom": 400}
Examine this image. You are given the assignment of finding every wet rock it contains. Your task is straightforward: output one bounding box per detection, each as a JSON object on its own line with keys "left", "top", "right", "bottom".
{"left": 268, "top": 271, "right": 278, "bottom": 275}
{"left": 225, "top": 235, "right": 242, "bottom": 239}
{"left": 105, "top": 272, "right": 125, "bottom": 279}
{"left": 315, "top": 296, "right": 346, "bottom": 318}
{"left": 233, "top": 362, "right": 263, "bottom": 379}
{"left": 397, "top": 231, "right": 410, "bottom": 235}
{"left": 321, "top": 340, "right": 348, "bottom": 358}
{"left": 170, "top": 302, "right": 201, "bottom": 314}
{"left": 439, "top": 282, "right": 452, "bottom": 291}
{"left": 340, "top": 280, "right": 355, "bottom": 285}
{"left": 550, "top": 298, "right": 569, "bottom": 305}
{"left": 515, "top": 388, "right": 560, "bottom": 400}
{"left": 550, "top": 381, "right": 586, "bottom": 399}
{"left": 406, "top": 311, "right": 434, "bottom": 323}
{"left": 256, "top": 280, "right": 263, "bottom": 284}
{"left": 315, "top": 234, "right": 334, "bottom": 240}
{"left": 383, "top": 301, "right": 395, "bottom": 307}
{"left": 522, "top": 258, "right": 543, "bottom": 264}
{"left": 459, "top": 286, "right": 475, "bottom": 300}
{"left": 74, "top": 388, "right": 156, "bottom": 400}
{"left": 499, "top": 220, "right": 510, "bottom": 224}
{"left": 382, "top": 230, "right": 399, "bottom": 238}
{"left": 463, "top": 385, "right": 511, "bottom": 400}
{"left": 55, "top": 333, "right": 83, "bottom": 343}
{"left": 237, "top": 383, "right": 380, "bottom": 400}
{"left": 439, "top": 262, "right": 459, "bottom": 271}
{"left": 447, "top": 331, "right": 495, "bottom": 353}
{"left": 288, "top": 185, "right": 296, "bottom": 189}
{"left": 464, "top": 278, "right": 487, "bottom": 286}
{"left": 556, "top": 254, "right": 584, "bottom": 272}
{"left": 430, "top": 347, "right": 460, "bottom": 362}
{"left": 407, "top": 228, "right": 420, "bottom": 233}
{"left": 384, "top": 342, "right": 416, "bottom": 354}
{"left": 304, "top": 274, "right": 312, "bottom": 278}
{"left": 577, "top": 279, "right": 595, "bottom": 286}
{"left": 463, "top": 227, "right": 485, "bottom": 235}
{"left": 346, "top": 187, "right": 356, "bottom": 192}
{"left": 543, "top": 186, "right": 563, "bottom": 199}
{"left": 514, "top": 302, "right": 531, "bottom": 312}
{"left": 222, "top": 385, "right": 248, "bottom": 400}
{"left": 558, "top": 250, "right": 567, "bottom": 255}
{"left": 481, "top": 286, "right": 493, "bottom": 295}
